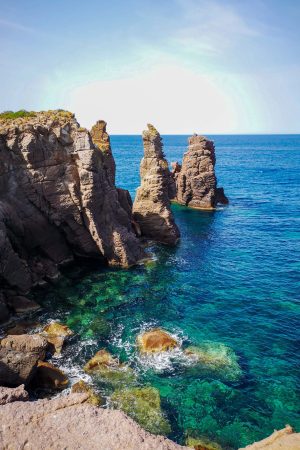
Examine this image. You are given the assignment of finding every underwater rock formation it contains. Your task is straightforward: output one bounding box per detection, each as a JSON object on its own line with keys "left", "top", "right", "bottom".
{"left": 111, "top": 386, "right": 171, "bottom": 435}
{"left": 172, "top": 134, "right": 228, "bottom": 209}
{"left": 0, "top": 392, "right": 187, "bottom": 449}
{"left": 0, "top": 110, "right": 144, "bottom": 323}
{"left": 133, "top": 124, "right": 180, "bottom": 245}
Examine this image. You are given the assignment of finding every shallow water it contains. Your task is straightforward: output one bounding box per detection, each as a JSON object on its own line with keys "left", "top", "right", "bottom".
{"left": 34, "top": 135, "right": 300, "bottom": 449}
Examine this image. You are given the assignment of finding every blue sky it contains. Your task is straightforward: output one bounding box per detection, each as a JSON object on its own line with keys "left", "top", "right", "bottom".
{"left": 0, "top": 0, "right": 299, "bottom": 133}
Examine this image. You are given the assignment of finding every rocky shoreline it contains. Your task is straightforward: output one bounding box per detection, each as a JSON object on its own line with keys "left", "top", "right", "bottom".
{"left": 1, "top": 110, "right": 298, "bottom": 449}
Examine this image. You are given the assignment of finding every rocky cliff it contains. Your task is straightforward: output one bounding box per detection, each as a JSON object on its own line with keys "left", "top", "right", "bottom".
{"left": 132, "top": 124, "right": 180, "bottom": 245}
{"left": 0, "top": 111, "right": 144, "bottom": 322}
{"left": 172, "top": 134, "right": 228, "bottom": 209}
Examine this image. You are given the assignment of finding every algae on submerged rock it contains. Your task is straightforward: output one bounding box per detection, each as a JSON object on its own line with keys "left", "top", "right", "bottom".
{"left": 111, "top": 386, "right": 171, "bottom": 435}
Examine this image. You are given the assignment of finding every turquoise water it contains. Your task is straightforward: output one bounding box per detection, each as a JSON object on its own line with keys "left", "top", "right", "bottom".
{"left": 36, "top": 135, "right": 300, "bottom": 449}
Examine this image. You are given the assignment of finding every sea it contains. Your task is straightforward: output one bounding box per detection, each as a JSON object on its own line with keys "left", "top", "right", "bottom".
{"left": 32, "top": 135, "right": 300, "bottom": 449}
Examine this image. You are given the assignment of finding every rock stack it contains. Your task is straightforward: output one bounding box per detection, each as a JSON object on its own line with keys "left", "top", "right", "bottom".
{"left": 133, "top": 124, "right": 180, "bottom": 245}
{"left": 90, "top": 119, "right": 116, "bottom": 184}
{"left": 172, "top": 134, "right": 228, "bottom": 209}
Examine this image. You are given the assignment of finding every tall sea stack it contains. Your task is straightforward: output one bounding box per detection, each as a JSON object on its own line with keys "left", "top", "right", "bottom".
{"left": 133, "top": 124, "right": 180, "bottom": 245}
{"left": 172, "top": 134, "right": 228, "bottom": 209}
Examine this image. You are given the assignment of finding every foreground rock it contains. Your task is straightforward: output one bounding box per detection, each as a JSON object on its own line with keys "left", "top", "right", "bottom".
{"left": 137, "top": 329, "right": 178, "bottom": 353}
{"left": 172, "top": 134, "right": 228, "bottom": 209}
{"left": 0, "top": 385, "right": 29, "bottom": 405}
{"left": 90, "top": 120, "right": 116, "bottom": 184}
{"left": 0, "top": 393, "right": 187, "bottom": 449}
{"left": 111, "top": 386, "right": 171, "bottom": 435}
{"left": 239, "top": 425, "right": 300, "bottom": 449}
{"left": 0, "top": 334, "right": 48, "bottom": 386}
{"left": 0, "top": 110, "right": 144, "bottom": 322}
{"left": 133, "top": 124, "right": 180, "bottom": 245}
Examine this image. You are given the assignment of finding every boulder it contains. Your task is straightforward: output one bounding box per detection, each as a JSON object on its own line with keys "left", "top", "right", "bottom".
{"left": 137, "top": 329, "right": 178, "bottom": 353}
{"left": 0, "top": 384, "right": 29, "bottom": 405}
{"left": 111, "top": 386, "right": 171, "bottom": 435}
{"left": 71, "top": 380, "right": 104, "bottom": 406}
{"left": 0, "top": 334, "right": 48, "bottom": 386}
{"left": 41, "top": 322, "right": 73, "bottom": 355}
{"left": 33, "top": 361, "right": 69, "bottom": 390}
{"left": 6, "top": 321, "right": 40, "bottom": 335}
{"left": 133, "top": 124, "right": 180, "bottom": 245}
{"left": 84, "top": 349, "right": 136, "bottom": 387}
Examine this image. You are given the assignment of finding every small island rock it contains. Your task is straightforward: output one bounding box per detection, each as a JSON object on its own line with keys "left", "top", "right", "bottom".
{"left": 137, "top": 329, "right": 178, "bottom": 353}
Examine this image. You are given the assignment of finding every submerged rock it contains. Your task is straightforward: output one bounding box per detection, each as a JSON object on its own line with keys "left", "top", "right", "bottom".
{"left": 133, "top": 124, "right": 180, "bottom": 245}
{"left": 6, "top": 320, "right": 41, "bottom": 335}
{"left": 186, "top": 435, "right": 222, "bottom": 450}
{"left": 84, "top": 349, "right": 136, "bottom": 387}
{"left": 184, "top": 342, "right": 241, "bottom": 380}
{"left": 42, "top": 322, "right": 73, "bottom": 355}
{"left": 173, "top": 134, "right": 227, "bottom": 209}
{"left": 0, "top": 393, "right": 186, "bottom": 449}
{"left": 111, "top": 386, "right": 171, "bottom": 435}
{"left": 34, "top": 360, "right": 69, "bottom": 390}
{"left": 137, "top": 329, "right": 179, "bottom": 353}
{"left": 0, "top": 334, "right": 48, "bottom": 386}
{"left": 71, "top": 380, "right": 104, "bottom": 406}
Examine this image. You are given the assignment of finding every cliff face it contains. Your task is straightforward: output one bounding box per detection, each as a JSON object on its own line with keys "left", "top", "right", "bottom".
{"left": 90, "top": 119, "right": 116, "bottom": 184}
{"left": 172, "top": 134, "right": 228, "bottom": 209}
{"left": 132, "top": 124, "right": 180, "bottom": 245}
{"left": 0, "top": 111, "right": 143, "bottom": 321}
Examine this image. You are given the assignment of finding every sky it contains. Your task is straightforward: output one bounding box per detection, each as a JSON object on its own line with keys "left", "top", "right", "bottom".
{"left": 0, "top": 0, "right": 299, "bottom": 134}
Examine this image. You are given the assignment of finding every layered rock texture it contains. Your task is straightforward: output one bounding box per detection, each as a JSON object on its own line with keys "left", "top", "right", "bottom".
{"left": 0, "top": 392, "right": 187, "bottom": 449}
{"left": 172, "top": 134, "right": 228, "bottom": 209}
{"left": 0, "top": 111, "right": 144, "bottom": 322}
{"left": 133, "top": 124, "right": 180, "bottom": 245}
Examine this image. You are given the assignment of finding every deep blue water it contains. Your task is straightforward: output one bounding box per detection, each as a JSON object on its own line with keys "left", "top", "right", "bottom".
{"left": 37, "top": 135, "right": 300, "bottom": 449}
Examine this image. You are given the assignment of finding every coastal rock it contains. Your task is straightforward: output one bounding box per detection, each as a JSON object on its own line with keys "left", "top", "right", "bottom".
{"left": 184, "top": 343, "right": 241, "bottom": 381}
{"left": 0, "top": 334, "right": 48, "bottom": 386}
{"left": 7, "top": 295, "right": 40, "bottom": 314}
{"left": 239, "top": 425, "right": 300, "bottom": 449}
{"left": 137, "top": 329, "right": 179, "bottom": 353}
{"left": 71, "top": 380, "right": 104, "bottom": 406}
{"left": 84, "top": 349, "right": 135, "bottom": 387}
{"left": 33, "top": 360, "right": 69, "bottom": 390}
{"left": 42, "top": 322, "right": 73, "bottom": 355}
{"left": 173, "top": 134, "right": 227, "bottom": 209}
{"left": 111, "top": 386, "right": 171, "bottom": 435}
{"left": 6, "top": 320, "right": 40, "bottom": 335}
{"left": 186, "top": 435, "right": 222, "bottom": 450}
{"left": 0, "top": 384, "right": 29, "bottom": 405}
{"left": 90, "top": 119, "right": 116, "bottom": 184}
{"left": 0, "top": 111, "right": 144, "bottom": 320}
{"left": 133, "top": 124, "right": 180, "bottom": 245}
{"left": 0, "top": 393, "right": 187, "bottom": 449}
